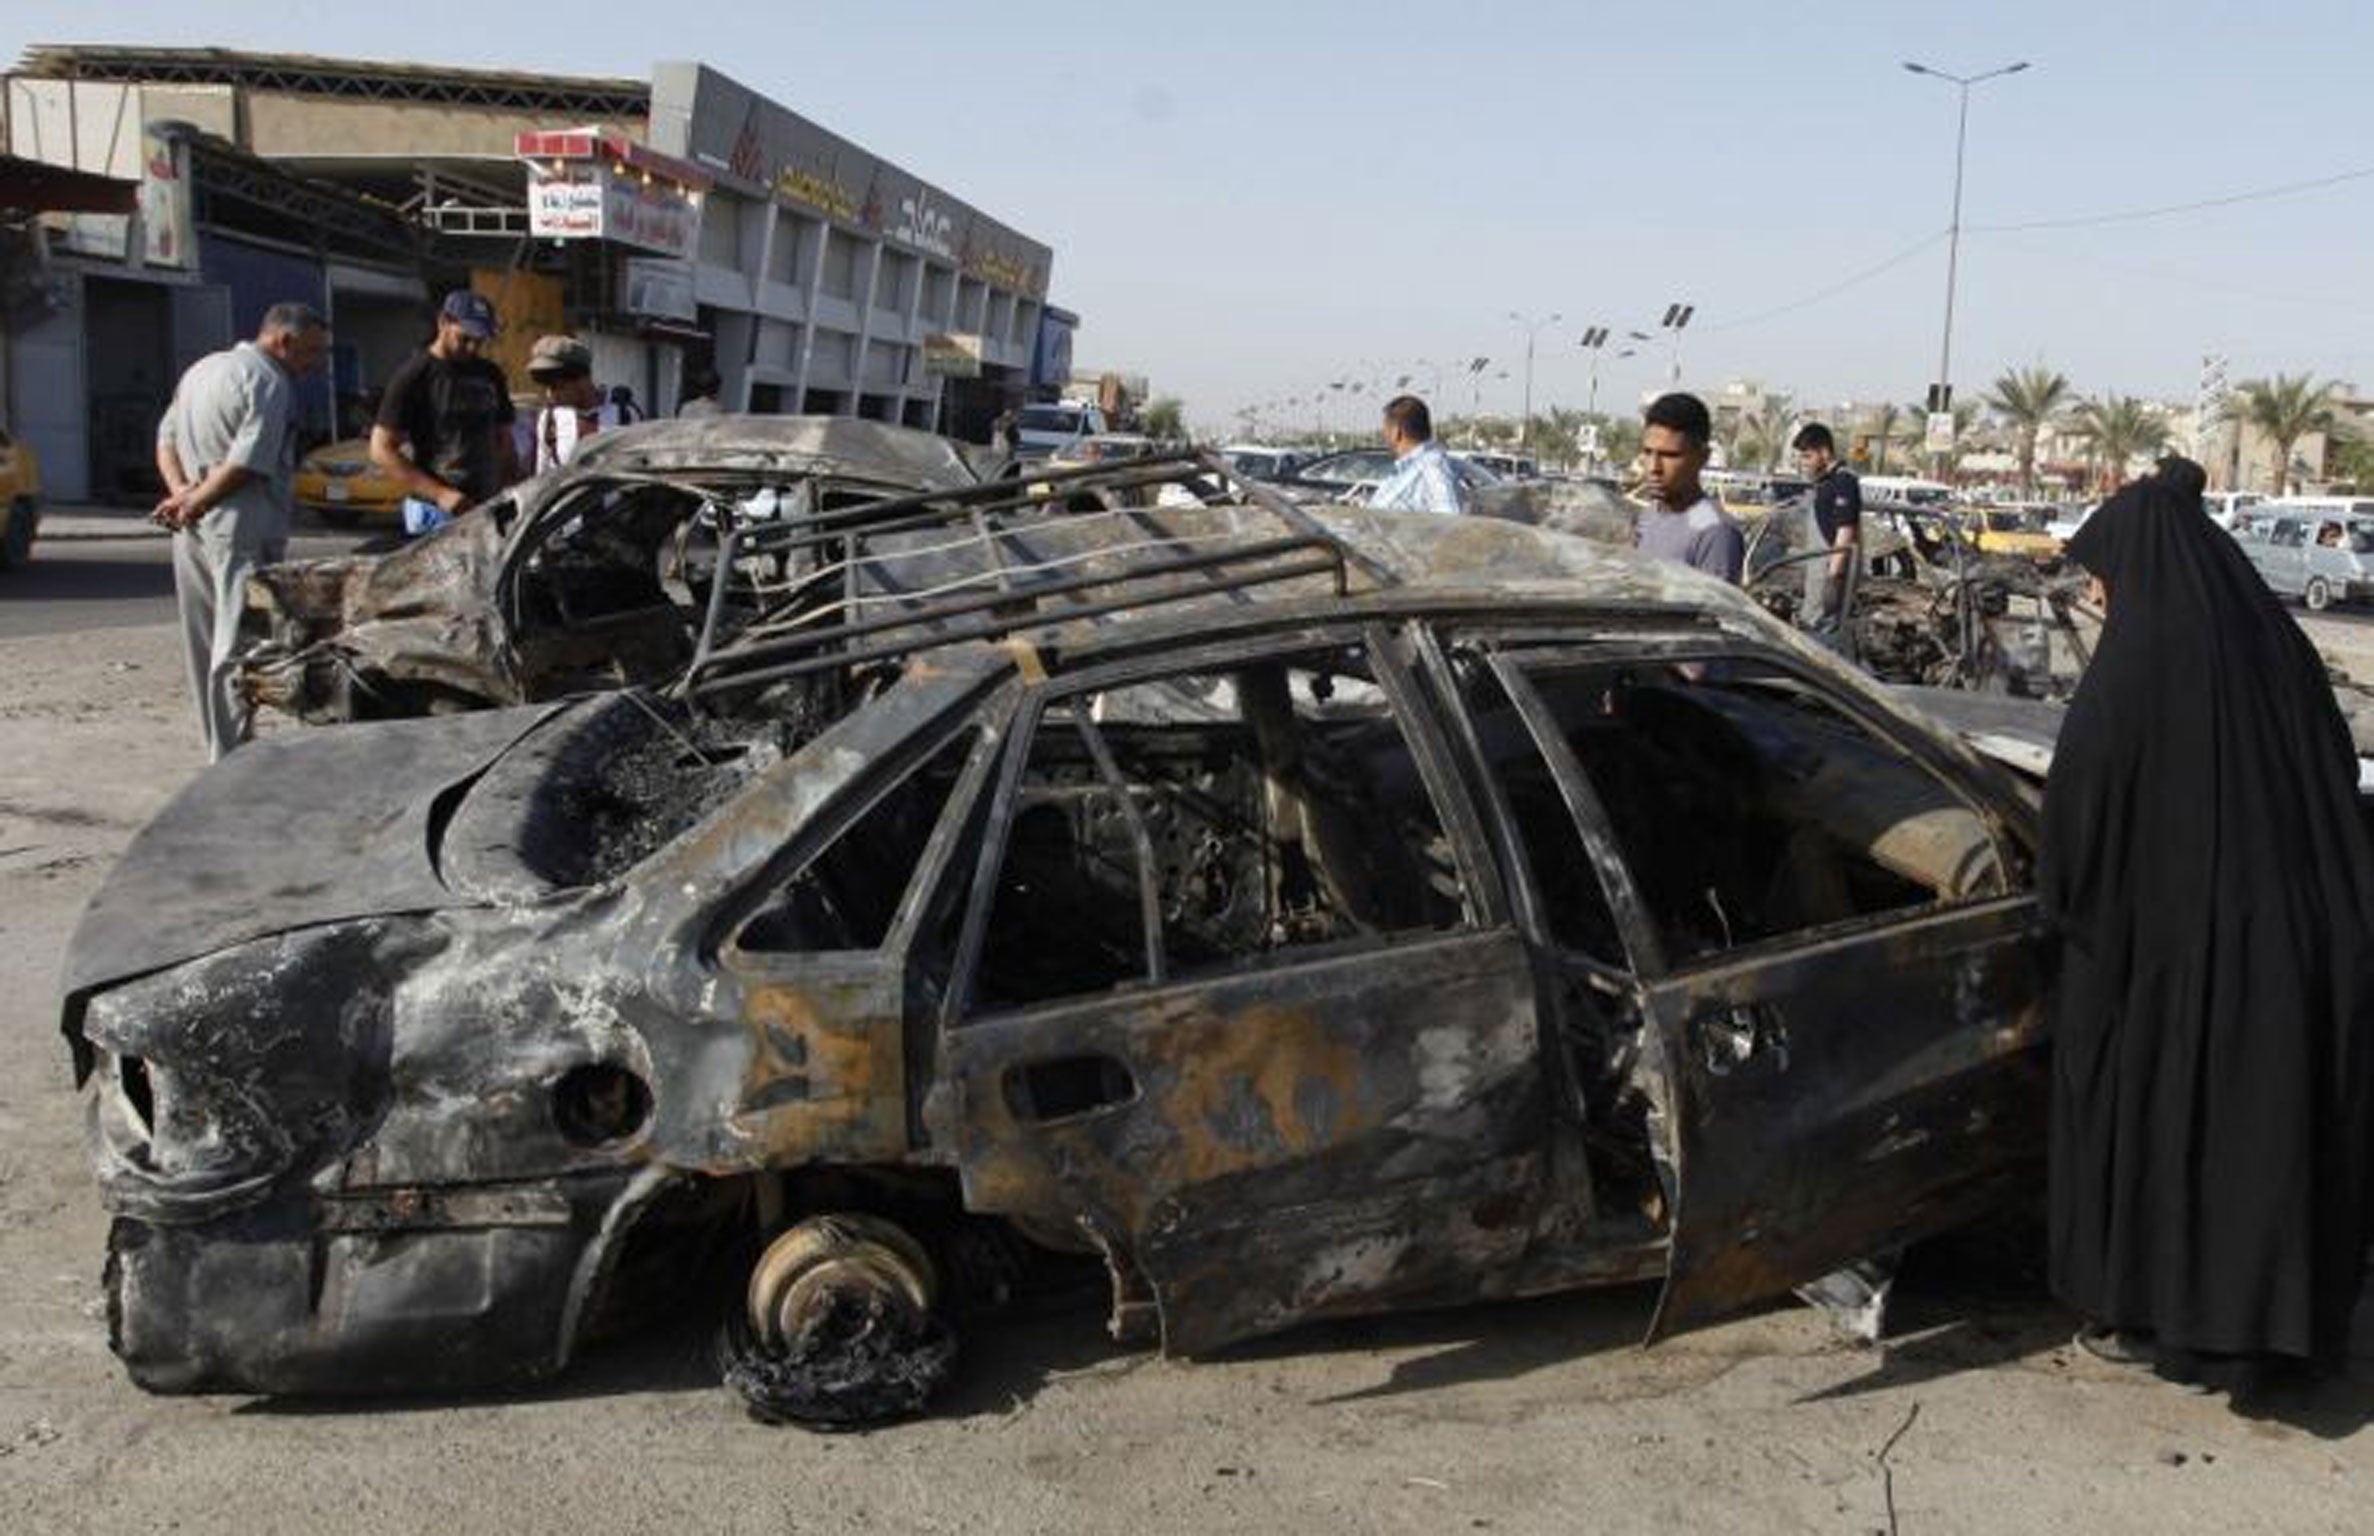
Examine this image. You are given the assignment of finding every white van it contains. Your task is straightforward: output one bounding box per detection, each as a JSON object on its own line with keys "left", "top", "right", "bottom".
{"left": 2238, "top": 498, "right": 2374, "bottom": 610}
{"left": 1013, "top": 401, "right": 1109, "bottom": 462}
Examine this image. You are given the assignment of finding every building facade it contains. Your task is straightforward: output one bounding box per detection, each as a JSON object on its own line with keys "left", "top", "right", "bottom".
{"left": 1, "top": 47, "right": 1071, "bottom": 500}
{"left": 642, "top": 63, "right": 1060, "bottom": 439}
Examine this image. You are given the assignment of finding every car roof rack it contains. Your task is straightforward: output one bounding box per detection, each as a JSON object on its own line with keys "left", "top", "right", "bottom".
{"left": 678, "top": 448, "right": 1397, "bottom": 704}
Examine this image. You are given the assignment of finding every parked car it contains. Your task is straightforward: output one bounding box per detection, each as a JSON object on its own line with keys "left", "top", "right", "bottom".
{"left": 1964, "top": 507, "right": 2063, "bottom": 564}
{"left": 292, "top": 437, "right": 408, "bottom": 528}
{"left": 0, "top": 424, "right": 42, "bottom": 571}
{"left": 237, "top": 415, "right": 985, "bottom": 721}
{"left": 2238, "top": 500, "right": 2374, "bottom": 611}
{"left": 1047, "top": 432, "right": 1160, "bottom": 469}
{"left": 65, "top": 461, "right": 2067, "bottom": 1428}
{"left": 1219, "top": 444, "right": 1310, "bottom": 482}
{"left": 1272, "top": 446, "right": 1501, "bottom": 502}
{"left": 1455, "top": 450, "right": 1540, "bottom": 481}
{"left": 1012, "top": 401, "right": 1108, "bottom": 462}
{"left": 2046, "top": 505, "right": 2094, "bottom": 544}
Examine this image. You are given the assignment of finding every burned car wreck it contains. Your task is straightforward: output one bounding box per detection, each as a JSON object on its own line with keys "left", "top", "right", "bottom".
{"left": 65, "top": 455, "right": 2057, "bottom": 1426}
{"left": 236, "top": 414, "right": 985, "bottom": 721}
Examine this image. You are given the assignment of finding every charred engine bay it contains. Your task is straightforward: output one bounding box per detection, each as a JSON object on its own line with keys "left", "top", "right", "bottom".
{"left": 439, "top": 689, "right": 836, "bottom": 897}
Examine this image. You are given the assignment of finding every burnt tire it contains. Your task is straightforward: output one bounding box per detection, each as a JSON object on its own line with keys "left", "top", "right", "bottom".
{"left": 718, "top": 1213, "right": 956, "bottom": 1430}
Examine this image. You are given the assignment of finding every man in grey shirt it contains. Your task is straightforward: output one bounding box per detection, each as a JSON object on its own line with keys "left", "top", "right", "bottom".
{"left": 1634, "top": 391, "right": 1743, "bottom": 583}
{"left": 154, "top": 303, "right": 329, "bottom": 759}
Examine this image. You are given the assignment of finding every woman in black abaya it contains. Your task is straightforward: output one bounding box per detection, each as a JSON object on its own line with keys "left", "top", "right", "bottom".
{"left": 2045, "top": 460, "right": 2374, "bottom": 1390}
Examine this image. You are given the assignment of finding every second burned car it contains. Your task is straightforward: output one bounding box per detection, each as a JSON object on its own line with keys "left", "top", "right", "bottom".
{"left": 237, "top": 414, "right": 987, "bottom": 721}
{"left": 67, "top": 458, "right": 2056, "bottom": 1427}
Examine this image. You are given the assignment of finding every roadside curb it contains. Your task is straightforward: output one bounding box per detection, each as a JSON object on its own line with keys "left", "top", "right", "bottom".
{"left": 42, "top": 526, "right": 168, "bottom": 544}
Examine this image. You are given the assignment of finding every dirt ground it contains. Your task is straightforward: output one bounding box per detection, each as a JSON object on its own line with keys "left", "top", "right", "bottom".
{"left": 7, "top": 531, "right": 2374, "bottom": 1533}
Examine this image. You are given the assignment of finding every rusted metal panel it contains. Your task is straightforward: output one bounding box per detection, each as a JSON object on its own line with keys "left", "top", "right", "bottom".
{"left": 934, "top": 928, "right": 1556, "bottom": 1355}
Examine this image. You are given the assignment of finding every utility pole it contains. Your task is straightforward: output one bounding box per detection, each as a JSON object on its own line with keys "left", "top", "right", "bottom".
{"left": 1509, "top": 311, "right": 1561, "bottom": 455}
{"left": 1904, "top": 58, "right": 2031, "bottom": 477}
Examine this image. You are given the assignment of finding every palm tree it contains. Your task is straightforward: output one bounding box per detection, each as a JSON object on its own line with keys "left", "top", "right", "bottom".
{"left": 1861, "top": 402, "right": 1905, "bottom": 473}
{"left": 2230, "top": 374, "right": 2351, "bottom": 493}
{"left": 1984, "top": 366, "right": 2072, "bottom": 494}
{"left": 1732, "top": 394, "right": 1796, "bottom": 473}
{"left": 1898, "top": 399, "right": 1983, "bottom": 475}
{"left": 2067, "top": 395, "right": 2171, "bottom": 491}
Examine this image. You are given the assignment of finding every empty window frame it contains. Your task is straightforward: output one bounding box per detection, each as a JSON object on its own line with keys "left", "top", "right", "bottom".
{"left": 734, "top": 726, "right": 985, "bottom": 953}
{"left": 968, "top": 644, "right": 1469, "bottom": 1011}
{"left": 1517, "top": 657, "right": 2007, "bottom": 965}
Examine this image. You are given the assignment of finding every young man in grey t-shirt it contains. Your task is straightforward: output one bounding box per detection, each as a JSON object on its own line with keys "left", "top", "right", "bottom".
{"left": 1634, "top": 391, "right": 1743, "bottom": 583}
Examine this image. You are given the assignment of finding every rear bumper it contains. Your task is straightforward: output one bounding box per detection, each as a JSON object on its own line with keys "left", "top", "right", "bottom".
{"left": 106, "top": 1173, "right": 639, "bottom": 1397}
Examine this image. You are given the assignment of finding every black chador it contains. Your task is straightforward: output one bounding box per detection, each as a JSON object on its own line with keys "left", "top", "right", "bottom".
{"left": 2044, "top": 464, "right": 2374, "bottom": 1371}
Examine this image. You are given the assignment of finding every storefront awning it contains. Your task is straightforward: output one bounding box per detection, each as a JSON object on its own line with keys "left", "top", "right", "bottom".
{"left": 0, "top": 154, "right": 139, "bottom": 215}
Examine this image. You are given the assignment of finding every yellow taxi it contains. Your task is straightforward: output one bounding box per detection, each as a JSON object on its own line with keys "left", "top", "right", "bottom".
{"left": 0, "top": 425, "right": 41, "bottom": 571}
{"left": 293, "top": 437, "right": 406, "bottom": 528}
{"left": 1966, "top": 507, "right": 2063, "bottom": 563}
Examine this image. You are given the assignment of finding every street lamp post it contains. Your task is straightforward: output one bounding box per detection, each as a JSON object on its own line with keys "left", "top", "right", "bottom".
{"left": 1903, "top": 58, "right": 2031, "bottom": 471}
{"left": 1577, "top": 326, "right": 1612, "bottom": 471}
{"left": 1509, "top": 311, "right": 1562, "bottom": 453}
{"left": 1657, "top": 304, "right": 1694, "bottom": 385}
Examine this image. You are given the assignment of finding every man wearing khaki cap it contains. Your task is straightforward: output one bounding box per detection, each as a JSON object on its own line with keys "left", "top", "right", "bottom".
{"left": 526, "top": 334, "right": 633, "bottom": 474}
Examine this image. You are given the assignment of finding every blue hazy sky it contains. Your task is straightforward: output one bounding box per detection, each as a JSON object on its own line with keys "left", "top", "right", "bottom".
{"left": 8, "top": 1, "right": 2372, "bottom": 428}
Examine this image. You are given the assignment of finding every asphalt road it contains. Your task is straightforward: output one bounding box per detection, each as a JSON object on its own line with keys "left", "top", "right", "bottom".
{"left": 0, "top": 506, "right": 374, "bottom": 641}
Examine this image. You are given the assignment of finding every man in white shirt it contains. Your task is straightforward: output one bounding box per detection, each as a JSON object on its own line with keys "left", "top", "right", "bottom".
{"left": 153, "top": 302, "right": 329, "bottom": 758}
{"left": 1368, "top": 395, "right": 1465, "bottom": 515}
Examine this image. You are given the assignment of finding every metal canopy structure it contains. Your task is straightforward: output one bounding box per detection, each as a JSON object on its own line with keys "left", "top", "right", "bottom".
{"left": 680, "top": 452, "right": 1387, "bottom": 703}
{"left": 168, "top": 128, "right": 424, "bottom": 264}
{"left": 15, "top": 45, "right": 650, "bottom": 120}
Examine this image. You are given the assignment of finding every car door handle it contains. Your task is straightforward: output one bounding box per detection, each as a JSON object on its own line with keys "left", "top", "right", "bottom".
{"left": 1004, "top": 1054, "right": 1140, "bottom": 1123}
{"left": 1690, "top": 1004, "right": 1790, "bottom": 1077}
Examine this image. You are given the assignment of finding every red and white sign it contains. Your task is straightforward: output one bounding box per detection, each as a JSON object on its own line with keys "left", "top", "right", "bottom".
{"left": 520, "top": 127, "right": 709, "bottom": 260}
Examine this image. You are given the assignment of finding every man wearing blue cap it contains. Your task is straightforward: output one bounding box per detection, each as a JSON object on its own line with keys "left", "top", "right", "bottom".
{"left": 371, "top": 289, "right": 519, "bottom": 535}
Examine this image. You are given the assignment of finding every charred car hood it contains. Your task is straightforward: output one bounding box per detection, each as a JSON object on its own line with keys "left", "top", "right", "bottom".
{"left": 63, "top": 704, "right": 564, "bottom": 1002}
{"left": 1888, "top": 687, "right": 2063, "bottom": 779}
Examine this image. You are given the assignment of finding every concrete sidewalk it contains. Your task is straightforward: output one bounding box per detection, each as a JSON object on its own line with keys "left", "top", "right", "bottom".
{"left": 31, "top": 502, "right": 171, "bottom": 542}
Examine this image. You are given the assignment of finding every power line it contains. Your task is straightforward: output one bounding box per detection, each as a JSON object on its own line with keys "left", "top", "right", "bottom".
{"left": 1699, "top": 231, "right": 1949, "bottom": 333}
{"left": 1970, "top": 163, "right": 2374, "bottom": 233}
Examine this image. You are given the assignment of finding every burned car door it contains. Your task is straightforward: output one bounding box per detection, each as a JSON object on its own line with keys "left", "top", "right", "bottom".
{"left": 1486, "top": 647, "right": 2049, "bottom": 1339}
{"left": 703, "top": 710, "right": 1005, "bottom": 1165}
{"left": 935, "top": 628, "right": 1553, "bottom": 1355}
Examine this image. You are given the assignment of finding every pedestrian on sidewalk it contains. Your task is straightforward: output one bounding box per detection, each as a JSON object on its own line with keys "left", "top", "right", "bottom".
{"left": 1635, "top": 392, "right": 1742, "bottom": 582}
{"left": 153, "top": 302, "right": 329, "bottom": 761}
{"left": 1791, "top": 422, "right": 1860, "bottom": 641}
{"left": 1368, "top": 395, "right": 1465, "bottom": 515}
{"left": 371, "top": 290, "right": 518, "bottom": 536}
{"left": 2046, "top": 457, "right": 2374, "bottom": 1397}
{"left": 525, "top": 335, "right": 633, "bottom": 474}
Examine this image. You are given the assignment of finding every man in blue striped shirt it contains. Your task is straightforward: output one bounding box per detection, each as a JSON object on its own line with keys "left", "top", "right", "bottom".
{"left": 1368, "top": 395, "right": 1466, "bottom": 515}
